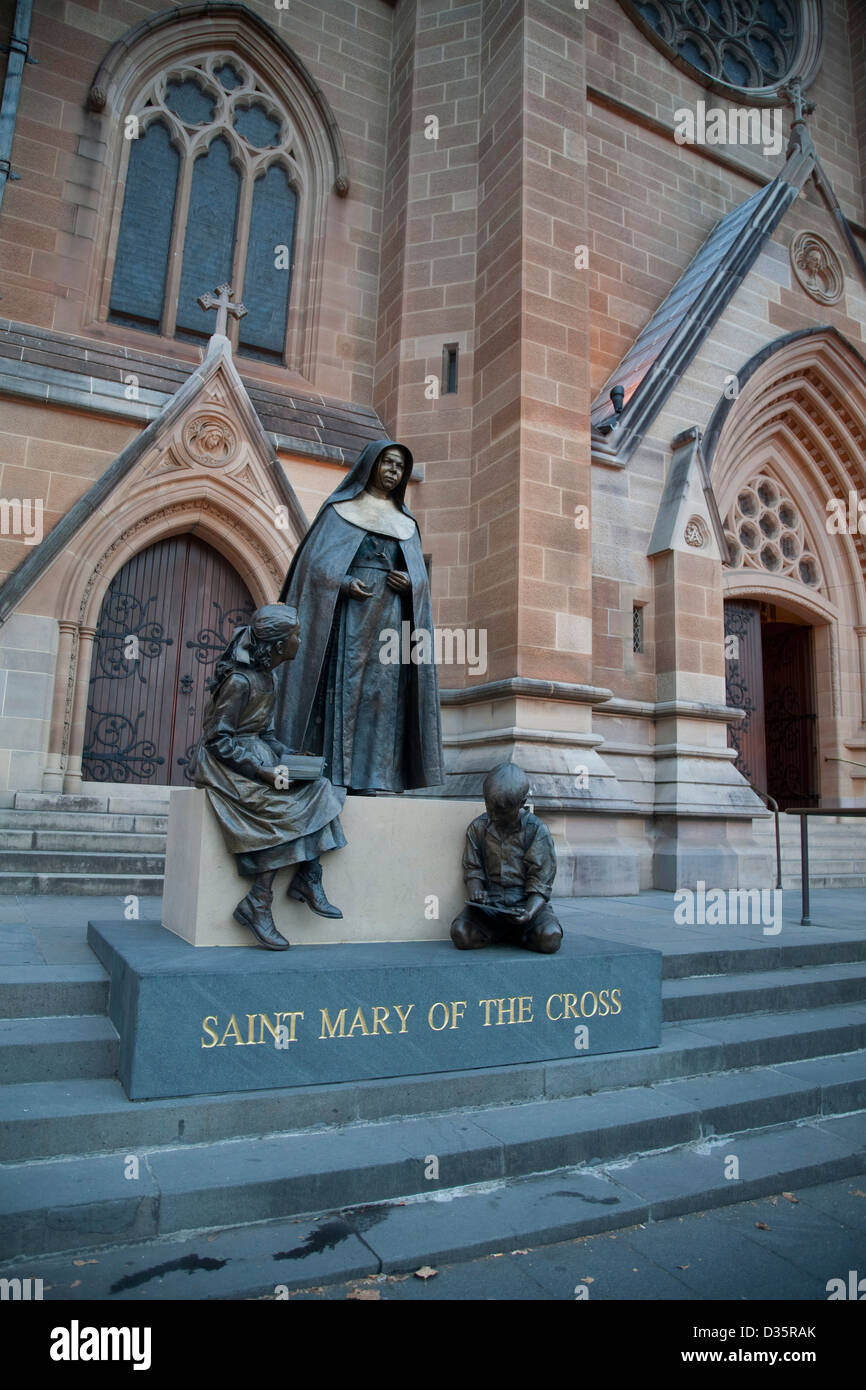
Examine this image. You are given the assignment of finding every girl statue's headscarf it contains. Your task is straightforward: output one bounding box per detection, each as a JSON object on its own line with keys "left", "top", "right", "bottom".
{"left": 209, "top": 603, "right": 299, "bottom": 691}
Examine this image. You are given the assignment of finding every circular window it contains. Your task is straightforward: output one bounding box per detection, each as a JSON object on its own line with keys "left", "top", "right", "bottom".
{"left": 725, "top": 473, "right": 821, "bottom": 587}
{"left": 619, "top": 1, "right": 823, "bottom": 101}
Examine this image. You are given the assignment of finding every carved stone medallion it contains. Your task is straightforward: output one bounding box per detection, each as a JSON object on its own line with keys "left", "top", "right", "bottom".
{"left": 790, "top": 232, "right": 844, "bottom": 306}
{"left": 181, "top": 413, "right": 238, "bottom": 467}
{"left": 684, "top": 516, "right": 708, "bottom": 549}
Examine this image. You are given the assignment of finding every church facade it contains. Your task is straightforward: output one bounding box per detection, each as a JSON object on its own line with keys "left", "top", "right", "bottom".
{"left": 0, "top": 0, "right": 864, "bottom": 893}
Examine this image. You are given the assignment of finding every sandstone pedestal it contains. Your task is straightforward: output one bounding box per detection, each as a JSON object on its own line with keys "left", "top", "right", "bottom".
{"left": 162, "top": 788, "right": 485, "bottom": 946}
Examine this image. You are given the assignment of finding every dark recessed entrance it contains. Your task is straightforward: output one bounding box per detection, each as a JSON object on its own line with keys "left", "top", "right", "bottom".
{"left": 83, "top": 535, "right": 254, "bottom": 785}
{"left": 724, "top": 598, "right": 819, "bottom": 810}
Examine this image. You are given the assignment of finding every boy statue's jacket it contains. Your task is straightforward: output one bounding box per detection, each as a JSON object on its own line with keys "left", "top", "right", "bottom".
{"left": 463, "top": 809, "right": 556, "bottom": 911}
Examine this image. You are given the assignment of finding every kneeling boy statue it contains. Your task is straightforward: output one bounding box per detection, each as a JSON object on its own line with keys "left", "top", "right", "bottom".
{"left": 450, "top": 762, "right": 563, "bottom": 954}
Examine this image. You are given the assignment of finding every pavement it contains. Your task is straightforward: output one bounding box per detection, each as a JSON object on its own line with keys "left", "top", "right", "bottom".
{"left": 0, "top": 886, "right": 863, "bottom": 964}
{"left": 280, "top": 1175, "right": 866, "bottom": 1301}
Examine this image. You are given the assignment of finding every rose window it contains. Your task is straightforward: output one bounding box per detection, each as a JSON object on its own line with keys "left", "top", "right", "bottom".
{"left": 619, "top": 1, "right": 822, "bottom": 97}
{"left": 724, "top": 474, "right": 821, "bottom": 588}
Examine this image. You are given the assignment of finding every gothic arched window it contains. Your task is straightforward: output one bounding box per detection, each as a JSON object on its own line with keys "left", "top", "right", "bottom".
{"left": 108, "top": 56, "right": 300, "bottom": 363}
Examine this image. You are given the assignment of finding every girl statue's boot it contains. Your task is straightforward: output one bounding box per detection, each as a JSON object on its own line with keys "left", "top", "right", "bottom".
{"left": 233, "top": 881, "right": 290, "bottom": 950}
{"left": 288, "top": 858, "right": 343, "bottom": 919}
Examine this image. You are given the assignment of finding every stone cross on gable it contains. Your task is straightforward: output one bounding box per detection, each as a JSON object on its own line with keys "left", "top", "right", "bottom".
{"left": 197, "top": 283, "right": 248, "bottom": 338}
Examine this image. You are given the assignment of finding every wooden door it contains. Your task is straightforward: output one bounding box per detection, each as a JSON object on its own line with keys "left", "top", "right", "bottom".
{"left": 762, "top": 622, "right": 818, "bottom": 809}
{"left": 83, "top": 536, "right": 254, "bottom": 785}
{"left": 724, "top": 599, "right": 766, "bottom": 796}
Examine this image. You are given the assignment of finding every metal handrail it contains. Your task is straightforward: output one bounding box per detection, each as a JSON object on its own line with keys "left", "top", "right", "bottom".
{"left": 749, "top": 785, "right": 781, "bottom": 889}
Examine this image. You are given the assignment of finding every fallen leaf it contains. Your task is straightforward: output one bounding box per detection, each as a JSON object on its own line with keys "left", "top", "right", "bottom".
{"left": 582, "top": 1276, "right": 594, "bottom": 1283}
{"left": 767, "top": 1196, "right": 778, "bottom": 1207}
{"left": 852, "top": 1189, "right": 866, "bottom": 1199}
{"left": 414, "top": 1266, "right": 437, "bottom": 1281}
{"left": 633, "top": 1268, "right": 639, "bottom": 1272}
{"left": 385, "top": 1274, "right": 410, "bottom": 1284}
{"left": 346, "top": 1288, "right": 381, "bottom": 1300}
{"left": 755, "top": 1221, "right": 771, "bottom": 1230}
{"left": 782, "top": 1192, "right": 799, "bottom": 1204}
{"left": 72, "top": 1259, "right": 97, "bottom": 1267}
{"left": 70, "top": 1280, "right": 81, "bottom": 1288}
{"left": 510, "top": 1249, "right": 529, "bottom": 1256}
{"left": 677, "top": 1264, "right": 690, "bottom": 1270}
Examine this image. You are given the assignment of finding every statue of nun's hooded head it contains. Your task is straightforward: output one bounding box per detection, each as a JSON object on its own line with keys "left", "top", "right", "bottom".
{"left": 274, "top": 437, "right": 444, "bottom": 790}
{"left": 280, "top": 440, "right": 415, "bottom": 600}
{"left": 325, "top": 438, "right": 415, "bottom": 512}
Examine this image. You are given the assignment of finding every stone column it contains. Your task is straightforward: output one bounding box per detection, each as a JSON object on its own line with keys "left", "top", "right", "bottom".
{"left": 649, "top": 432, "right": 771, "bottom": 888}
{"left": 42, "top": 620, "right": 78, "bottom": 791}
{"left": 64, "top": 625, "right": 96, "bottom": 793}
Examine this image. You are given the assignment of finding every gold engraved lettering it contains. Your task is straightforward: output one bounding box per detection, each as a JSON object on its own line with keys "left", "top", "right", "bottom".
{"left": 258, "top": 1013, "right": 282, "bottom": 1045}
{"left": 546, "top": 994, "right": 563, "bottom": 1021}
{"left": 371, "top": 1006, "right": 392, "bottom": 1035}
{"left": 597, "top": 989, "right": 610, "bottom": 1017}
{"left": 220, "top": 1015, "right": 244, "bottom": 1046}
{"left": 276, "top": 1010, "right": 304, "bottom": 1042}
{"left": 201, "top": 1016, "right": 219, "bottom": 1048}
{"left": 393, "top": 1003, "right": 414, "bottom": 1033}
{"left": 246, "top": 1014, "right": 257, "bottom": 1045}
{"left": 580, "top": 991, "right": 598, "bottom": 1018}
{"left": 428, "top": 1001, "right": 450, "bottom": 1031}
{"left": 563, "top": 992, "right": 580, "bottom": 1019}
{"left": 610, "top": 987, "right": 622, "bottom": 1015}
{"left": 478, "top": 999, "right": 496, "bottom": 1027}
{"left": 347, "top": 1007, "right": 370, "bottom": 1036}
{"left": 517, "top": 996, "right": 533, "bottom": 1024}
{"left": 320, "top": 1007, "right": 347, "bottom": 1039}
{"left": 449, "top": 1001, "right": 467, "bottom": 1029}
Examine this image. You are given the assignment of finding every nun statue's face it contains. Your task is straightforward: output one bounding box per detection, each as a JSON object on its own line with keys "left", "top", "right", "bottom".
{"left": 370, "top": 448, "right": 405, "bottom": 495}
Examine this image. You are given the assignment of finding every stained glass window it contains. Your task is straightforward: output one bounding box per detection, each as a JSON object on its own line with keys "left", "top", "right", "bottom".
{"left": 628, "top": 0, "right": 807, "bottom": 92}
{"left": 108, "top": 56, "right": 300, "bottom": 362}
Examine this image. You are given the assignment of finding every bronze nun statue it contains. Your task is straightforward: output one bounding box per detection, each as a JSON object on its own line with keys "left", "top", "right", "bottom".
{"left": 273, "top": 439, "right": 444, "bottom": 794}
{"left": 192, "top": 603, "right": 345, "bottom": 950}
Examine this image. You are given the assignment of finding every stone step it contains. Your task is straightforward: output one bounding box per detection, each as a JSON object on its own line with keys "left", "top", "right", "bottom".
{"left": 792, "top": 873, "right": 866, "bottom": 889}
{"left": 0, "top": 967, "right": 108, "bottom": 1020}
{"left": 13, "top": 792, "right": 170, "bottom": 815}
{"left": 0, "top": 873, "right": 164, "bottom": 895}
{"left": 658, "top": 933, "right": 866, "bottom": 980}
{"left": 0, "top": 830, "right": 166, "bottom": 853}
{"left": 0, "top": 1015, "right": 118, "bottom": 1084}
{"left": 0, "top": 810, "right": 167, "bottom": 833}
{"left": 1, "top": 1060, "right": 864, "bottom": 1260}
{"left": 1, "top": 1000, "right": 864, "bottom": 1161}
{"left": 3, "top": 1109, "right": 865, "bottom": 1297}
{"left": 0, "top": 851, "right": 165, "bottom": 874}
{"left": 663, "top": 961, "right": 866, "bottom": 1021}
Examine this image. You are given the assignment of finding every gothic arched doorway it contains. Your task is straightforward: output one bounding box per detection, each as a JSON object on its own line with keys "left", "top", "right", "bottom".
{"left": 724, "top": 597, "right": 819, "bottom": 810}
{"left": 82, "top": 535, "right": 254, "bottom": 785}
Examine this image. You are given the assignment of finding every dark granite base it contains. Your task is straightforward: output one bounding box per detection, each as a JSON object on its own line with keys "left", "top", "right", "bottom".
{"left": 87, "top": 922, "right": 663, "bottom": 1100}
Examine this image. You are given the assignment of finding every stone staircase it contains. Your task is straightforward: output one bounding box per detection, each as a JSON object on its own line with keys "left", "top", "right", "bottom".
{"left": 0, "top": 791, "right": 168, "bottom": 896}
{"left": 752, "top": 811, "right": 866, "bottom": 889}
{"left": 2, "top": 793, "right": 865, "bottom": 899}
{"left": 1, "top": 919, "right": 865, "bottom": 1295}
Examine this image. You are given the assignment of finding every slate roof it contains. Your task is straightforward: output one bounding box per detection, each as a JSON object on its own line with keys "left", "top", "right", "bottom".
{"left": 590, "top": 147, "right": 814, "bottom": 456}
{"left": 0, "top": 320, "right": 386, "bottom": 464}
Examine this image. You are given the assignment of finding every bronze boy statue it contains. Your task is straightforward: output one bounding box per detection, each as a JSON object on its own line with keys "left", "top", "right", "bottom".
{"left": 193, "top": 603, "right": 346, "bottom": 951}
{"left": 450, "top": 762, "right": 563, "bottom": 954}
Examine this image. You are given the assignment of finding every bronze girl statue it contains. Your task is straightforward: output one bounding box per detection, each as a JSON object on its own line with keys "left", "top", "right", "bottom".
{"left": 193, "top": 603, "right": 346, "bottom": 950}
